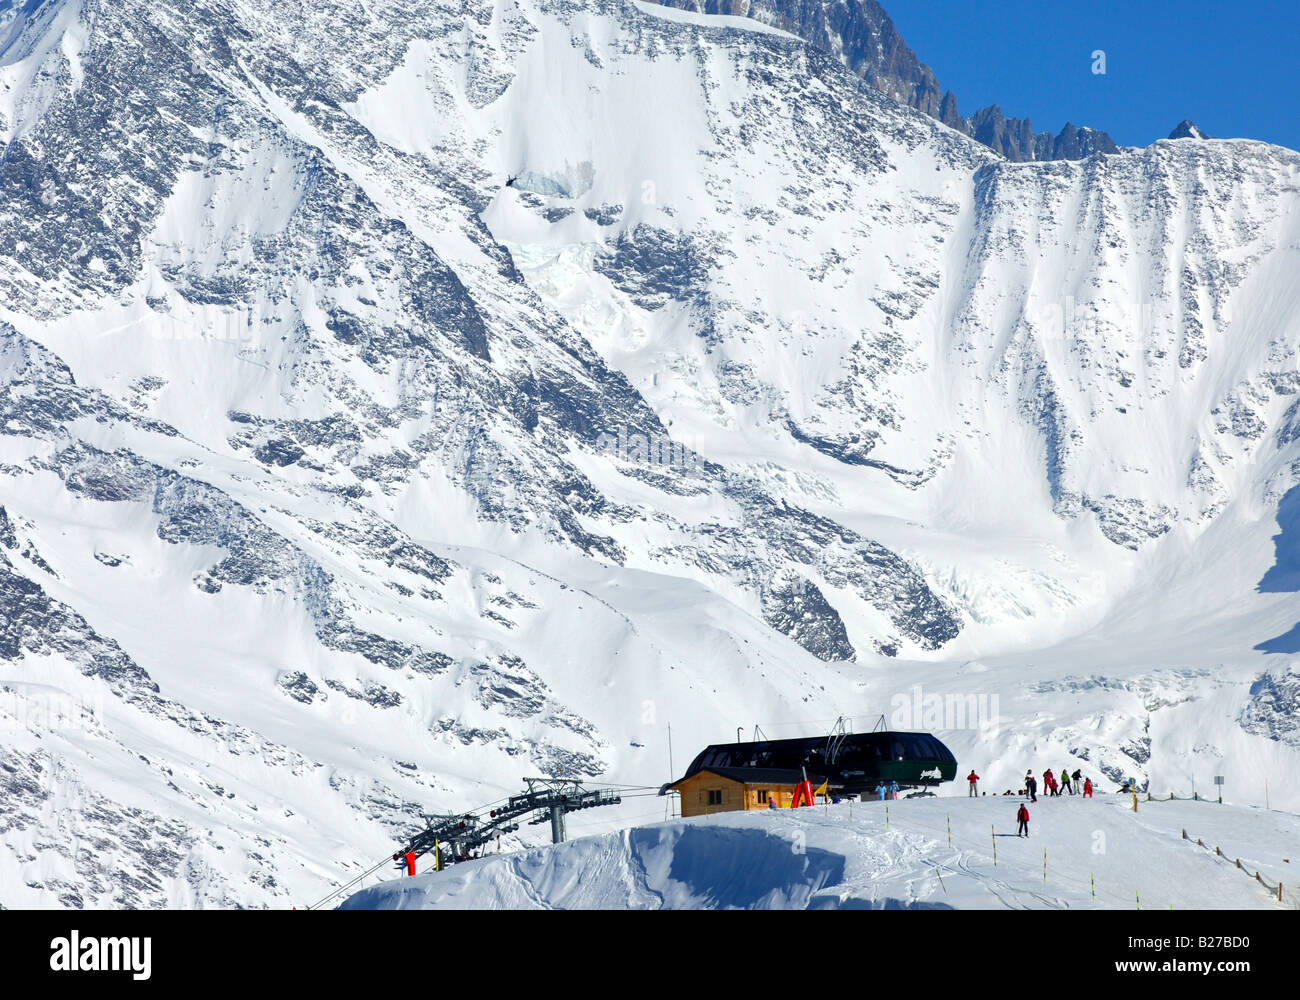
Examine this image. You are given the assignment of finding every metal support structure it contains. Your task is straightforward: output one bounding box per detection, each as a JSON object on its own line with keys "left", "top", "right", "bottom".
{"left": 397, "top": 778, "right": 620, "bottom": 869}
{"left": 826, "top": 716, "right": 849, "bottom": 765}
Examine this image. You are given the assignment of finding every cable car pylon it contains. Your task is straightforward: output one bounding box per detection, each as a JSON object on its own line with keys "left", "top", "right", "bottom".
{"left": 396, "top": 777, "right": 622, "bottom": 870}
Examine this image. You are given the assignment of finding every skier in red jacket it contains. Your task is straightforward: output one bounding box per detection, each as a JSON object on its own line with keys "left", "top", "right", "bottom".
{"left": 1016, "top": 803, "right": 1029, "bottom": 838}
{"left": 967, "top": 770, "right": 980, "bottom": 796}
{"left": 1083, "top": 778, "right": 1093, "bottom": 798}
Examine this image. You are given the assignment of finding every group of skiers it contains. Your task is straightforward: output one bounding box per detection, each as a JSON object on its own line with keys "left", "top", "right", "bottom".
{"left": 1014, "top": 768, "right": 1093, "bottom": 838}
{"left": 1020, "top": 767, "right": 1092, "bottom": 802}
{"left": 853, "top": 766, "right": 1096, "bottom": 817}
{"left": 965, "top": 768, "right": 1093, "bottom": 803}
{"left": 964, "top": 767, "right": 1097, "bottom": 839}
{"left": 874, "top": 780, "right": 901, "bottom": 801}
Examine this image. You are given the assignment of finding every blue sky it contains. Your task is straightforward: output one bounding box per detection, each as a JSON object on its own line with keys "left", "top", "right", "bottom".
{"left": 884, "top": 0, "right": 1299, "bottom": 151}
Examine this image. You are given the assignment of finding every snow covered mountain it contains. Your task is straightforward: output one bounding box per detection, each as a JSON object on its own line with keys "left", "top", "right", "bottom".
{"left": 651, "top": 0, "right": 1121, "bottom": 160}
{"left": 1, "top": 0, "right": 1297, "bottom": 909}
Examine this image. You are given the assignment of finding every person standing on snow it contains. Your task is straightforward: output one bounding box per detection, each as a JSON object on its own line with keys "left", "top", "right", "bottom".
{"left": 875, "top": 782, "right": 888, "bottom": 801}
{"left": 889, "top": 780, "right": 900, "bottom": 800}
{"left": 1016, "top": 802, "right": 1029, "bottom": 838}
{"left": 967, "top": 770, "right": 980, "bottom": 796}
{"left": 1025, "top": 770, "right": 1037, "bottom": 802}
{"left": 1072, "top": 769, "right": 1082, "bottom": 793}
{"left": 1083, "top": 777, "right": 1093, "bottom": 798}
{"left": 1060, "top": 769, "right": 1072, "bottom": 795}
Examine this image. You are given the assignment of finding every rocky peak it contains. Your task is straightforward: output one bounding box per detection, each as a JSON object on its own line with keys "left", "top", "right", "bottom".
{"left": 656, "top": 0, "right": 1119, "bottom": 161}
{"left": 1169, "top": 119, "right": 1211, "bottom": 140}
{"left": 661, "top": 0, "right": 945, "bottom": 117}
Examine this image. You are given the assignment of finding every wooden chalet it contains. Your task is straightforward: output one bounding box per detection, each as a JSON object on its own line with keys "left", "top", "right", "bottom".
{"left": 665, "top": 767, "right": 828, "bottom": 818}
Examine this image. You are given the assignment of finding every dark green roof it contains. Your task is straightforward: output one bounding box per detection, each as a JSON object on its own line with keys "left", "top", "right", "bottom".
{"left": 668, "top": 767, "right": 827, "bottom": 789}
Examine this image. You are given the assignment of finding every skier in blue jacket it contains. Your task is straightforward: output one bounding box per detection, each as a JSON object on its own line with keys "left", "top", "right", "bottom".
{"left": 889, "top": 780, "right": 900, "bottom": 800}
{"left": 875, "top": 782, "right": 887, "bottom": 801}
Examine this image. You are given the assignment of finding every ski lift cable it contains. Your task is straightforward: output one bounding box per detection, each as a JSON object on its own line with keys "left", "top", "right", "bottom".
{"left": 306, "top": 853, "right": 395, "bottom": 911}
{"left": 564, "top": 808, "right": 670, "bottom": 829}
{"left": 584, "top": 783, "right": 661, "bottom": 792}
{"left": 745, "top": 717, "right": 857, "bottom": 730}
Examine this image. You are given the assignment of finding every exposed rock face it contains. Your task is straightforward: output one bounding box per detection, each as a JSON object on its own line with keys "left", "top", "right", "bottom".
{"left": 967, "top": 104, "right": 1041, "bottom": 161}
{"left": 1240, "top": 666, "right": 1300, "bottom": 747}
{"left": 655, "top": 0, "right": 1121, "bottom": 161}
{"left": 657, "top": 0, "right": 944, "bottom": 116}
{"left": 964, "top": 107, "right": 1120, "bottom": 162}
{"left": 1169, "top": 119, "right": 1211, "bottom": 140}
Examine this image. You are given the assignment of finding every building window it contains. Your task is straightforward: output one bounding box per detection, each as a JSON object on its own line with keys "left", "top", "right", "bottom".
{"left": 757, "top": 790, "right": 768, "bottom": 804}
{"left": 707, "top": 789, "right": 723, "bottom": 806}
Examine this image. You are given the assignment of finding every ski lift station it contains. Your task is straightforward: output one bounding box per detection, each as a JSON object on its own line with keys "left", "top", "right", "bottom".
{"left": 663, "top": 727, "right": 958, "bottom": 817}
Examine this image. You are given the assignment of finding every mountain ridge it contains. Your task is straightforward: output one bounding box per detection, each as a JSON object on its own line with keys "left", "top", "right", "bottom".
{"left": 651, "top": 0, "right": 1121, "bottom": 160}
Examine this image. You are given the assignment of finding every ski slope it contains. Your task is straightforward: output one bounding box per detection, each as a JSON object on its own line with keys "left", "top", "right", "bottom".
{"left": 341, "top": 794, "right": 1299, "bottom": 910}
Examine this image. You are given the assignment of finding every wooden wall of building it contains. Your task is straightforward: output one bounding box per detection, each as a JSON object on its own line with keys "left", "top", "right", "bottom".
{"left": 673, "top": 773, "right": 799, "bottom": 818}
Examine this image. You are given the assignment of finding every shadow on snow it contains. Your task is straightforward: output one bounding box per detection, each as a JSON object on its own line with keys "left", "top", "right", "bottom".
{"left": 1255, "top": 485, "right": 1300, "bottom": 653}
